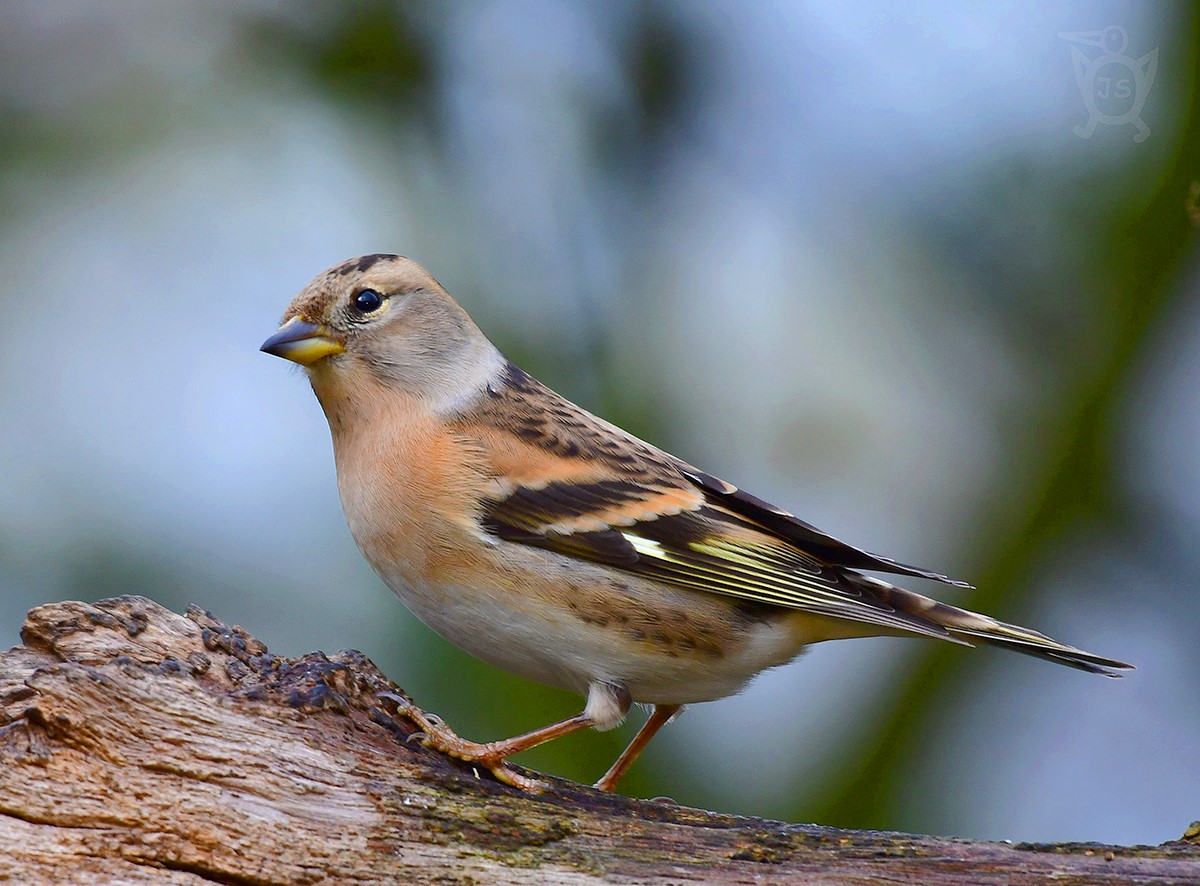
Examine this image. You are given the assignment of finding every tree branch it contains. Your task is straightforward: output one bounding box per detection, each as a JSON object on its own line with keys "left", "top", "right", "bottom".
{"left": 0, "top": 596, "right": 1194, "bottom": 884}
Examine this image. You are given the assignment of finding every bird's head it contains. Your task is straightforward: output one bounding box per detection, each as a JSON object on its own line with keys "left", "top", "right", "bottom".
{"left": 261, "top": 254, "right": 502, "bottom": 411}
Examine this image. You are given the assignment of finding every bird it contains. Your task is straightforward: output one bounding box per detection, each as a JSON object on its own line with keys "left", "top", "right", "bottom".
{"left": 261, "top": 253, "right": 1133, "bottom": 793}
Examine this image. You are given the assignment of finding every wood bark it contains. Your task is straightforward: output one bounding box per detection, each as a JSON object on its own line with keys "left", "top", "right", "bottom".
{"left": 0, "top": 595, "right": 1195, "bottom": 885}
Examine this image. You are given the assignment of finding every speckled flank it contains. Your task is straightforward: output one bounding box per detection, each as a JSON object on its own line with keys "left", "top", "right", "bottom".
{"left": 561, "top": 579, "right": 730, "bottom": 661}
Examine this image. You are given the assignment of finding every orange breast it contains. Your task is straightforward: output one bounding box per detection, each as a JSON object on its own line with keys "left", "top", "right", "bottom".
{"left": 323, "top": 385, "right": 488, "bottom": 583}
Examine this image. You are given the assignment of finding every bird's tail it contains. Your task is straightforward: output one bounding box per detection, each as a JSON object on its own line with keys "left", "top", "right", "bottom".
{"left": 850, "top": 574, "right": 1134, "bottom": 677}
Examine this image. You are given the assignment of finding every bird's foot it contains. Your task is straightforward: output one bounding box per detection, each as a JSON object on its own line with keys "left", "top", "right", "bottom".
{"left": 378, "top": 692, "right": 543, "bottom": 791}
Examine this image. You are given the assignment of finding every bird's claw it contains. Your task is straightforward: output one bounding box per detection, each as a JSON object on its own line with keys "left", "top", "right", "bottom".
{"left": 376, "top": 691, "right": 543, "bottom": 791}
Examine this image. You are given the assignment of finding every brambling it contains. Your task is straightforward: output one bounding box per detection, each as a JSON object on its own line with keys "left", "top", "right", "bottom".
{"left": 262, "top": 254, "right": 1133, "bottom": 792}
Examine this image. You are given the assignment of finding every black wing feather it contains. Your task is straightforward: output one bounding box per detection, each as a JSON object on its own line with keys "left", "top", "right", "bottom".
{"left": 480, "top": 485, "right": 959, "bottom": 641}
{"left": 678, "top": 466, "right": 973, "bottom": 588}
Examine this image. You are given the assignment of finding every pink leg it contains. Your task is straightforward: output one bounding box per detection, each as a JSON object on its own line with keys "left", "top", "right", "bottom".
{"left": 594, "top": 704, "right": 681, "bottom": 792}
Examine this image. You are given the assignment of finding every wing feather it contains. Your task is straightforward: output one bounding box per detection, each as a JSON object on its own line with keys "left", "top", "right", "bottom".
{"left": 460, "top": 360, "right": 966, "bottom": 640}
{"left": 450, "top": 361, "right": 1133, "bottom": 674}
{"left": 678, "top": 466, "right": 972, "bottom": 587}
{"left": 479, "top": 486, "right": 956, "bottom": 640}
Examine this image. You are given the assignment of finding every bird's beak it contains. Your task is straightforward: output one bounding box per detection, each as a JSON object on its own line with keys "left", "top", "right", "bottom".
{"left": 1058, "top": 29, "right": 1105, "bottom": 48}
{"left": 260, "top": 316, "right": 345, "bottom": 365}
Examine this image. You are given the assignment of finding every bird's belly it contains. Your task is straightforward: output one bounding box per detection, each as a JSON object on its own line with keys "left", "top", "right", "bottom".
{"left": 379, "top": 568, "right": 610, "bottom": 695}
{"left": 372, "top": 542, "right": 812, "bottom": 706}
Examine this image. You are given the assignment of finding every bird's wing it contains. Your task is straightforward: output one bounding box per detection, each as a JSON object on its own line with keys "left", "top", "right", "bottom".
{"left": 673, "top": 464, "right": 972, "bottom": 587}
{"left": 454, "top": 362, "right": 967, "bottom": 641}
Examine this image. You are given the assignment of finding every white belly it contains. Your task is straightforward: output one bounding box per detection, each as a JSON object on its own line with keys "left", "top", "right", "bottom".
{"left": 372, "top": 544, "right": 808, "bottom": 707}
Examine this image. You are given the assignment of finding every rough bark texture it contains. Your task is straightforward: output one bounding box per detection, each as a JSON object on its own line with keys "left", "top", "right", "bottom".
{"left": 0, "top": 596, "right": 1195, "bottom": 885}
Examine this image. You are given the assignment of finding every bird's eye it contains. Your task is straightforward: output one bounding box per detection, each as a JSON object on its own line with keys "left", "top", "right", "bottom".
{"left": 353, "top": 289, "right": 384, "bottom": 314}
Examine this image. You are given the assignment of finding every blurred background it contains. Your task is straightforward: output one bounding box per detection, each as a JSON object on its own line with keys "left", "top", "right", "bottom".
{"left": 1, "top": 0, "right": 1197, "bottom": 846}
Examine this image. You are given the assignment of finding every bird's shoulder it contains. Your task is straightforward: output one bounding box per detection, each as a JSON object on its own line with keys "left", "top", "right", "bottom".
{"left": 450, "top": 360, "right": 699, "bottom": 508}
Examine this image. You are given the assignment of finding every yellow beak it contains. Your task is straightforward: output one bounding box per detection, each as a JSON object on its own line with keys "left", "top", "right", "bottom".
{"left": 260, "top": 317, "right": 345, "bottom": 365}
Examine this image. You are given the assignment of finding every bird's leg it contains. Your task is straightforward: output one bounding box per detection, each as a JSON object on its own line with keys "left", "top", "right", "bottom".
{"left": 594, "top": 703, "right": 682, "bottom": 792}
{"left": 379, "top": 692, "right": 593, "bottom": 791}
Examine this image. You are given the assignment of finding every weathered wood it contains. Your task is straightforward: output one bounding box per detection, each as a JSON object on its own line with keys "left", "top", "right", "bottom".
{"left": 0, "top": 596, "right": 1195, "bottom": 885}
